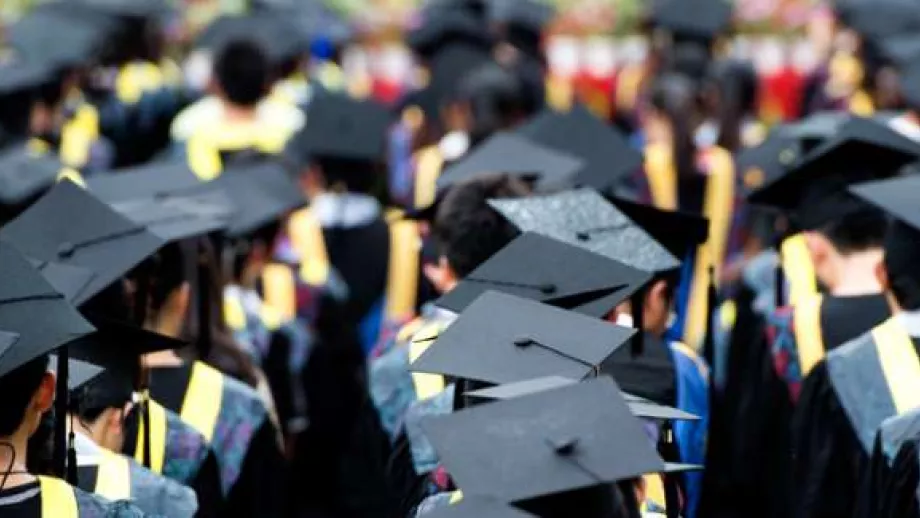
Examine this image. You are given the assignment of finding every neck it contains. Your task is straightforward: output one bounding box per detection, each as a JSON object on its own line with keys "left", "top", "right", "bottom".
{"left": 149, "top": 311, "right": 184, "bottom": 339}
{"left": 143, "top": 350, "right": 182, "bottom": 367}
{"left": 0, "top": 432, "right": 32, "bottom": 487}
{"left": 827, "top": 249, "right": 884, "bottom": 297}
{"left": 222, "top": 101, "right": 257, "bottom": 123}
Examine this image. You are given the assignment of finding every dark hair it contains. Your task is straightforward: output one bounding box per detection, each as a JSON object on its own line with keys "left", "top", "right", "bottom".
{"left": 72, "top": 372, "right": 133, "bottom": 423}
{"left": 707, "top": 60, "right": 758, "bottom": 152}
{"left": 433, "top": 176, "right": 528, "bottom": 278}
{"left": 885, "top": 220, "right": 920, "bottom": 311}
{"left": 650, "top": 73, "right": 705, "bottom": 212}
{"left": 0, "top": 355, "right": 49, "bottom": 436}
{"left": 214, "top": 40, "right": 270, "bottom": 107}
{"left": 818, "top": 207, "right": 889, "bottom": 255}
{"left": 455, "top": 62, "right": 529, "bottom": 145}
{"left": 316, "top": 156, "right": 383, "bottom": 195}
{"left": 149, "top": 242, "right": 260, "bottom": 387}
{"left": 229, "top": 220, "right": 283, "bottom": 282}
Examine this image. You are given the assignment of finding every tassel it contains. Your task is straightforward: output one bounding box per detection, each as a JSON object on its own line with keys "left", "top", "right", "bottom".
{"left": 631, "top": 289, "right": 645, "bottom": 357}
{"left": 702, "top": 266, "right": 717, "bottom": 366}
{"left": 52, "top": 349, "right": 69, "bottom": 478}
{"left": 141, "top": 396, "right": 152, "bottom": 470}
{"left": 66, "top": 430, "right": 78, "bottom": 484}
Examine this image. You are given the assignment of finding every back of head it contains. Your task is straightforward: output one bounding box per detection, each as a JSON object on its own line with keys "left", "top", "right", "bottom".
{"left": 649, "top": 73, "right": 704, "bottom": 200}
{"left": 884, "top": 219, "right": 920, "bottom": 311}
{"left": 0, "top": 355, "right": 49, "bottom": 437}
{"left": 433, "top": 175, "right": 529, "bottom": 278}
{"left": 214, "top": 40, "right": 270, "bottom": 107}
{"left": 706, "top": 59, "right": 758, "bottom": 150}
{"left": 455, "top": 62, "right": 530, "bottom": 144}
{"left": 817, "top": 206, "right": 889, "bottom": 255}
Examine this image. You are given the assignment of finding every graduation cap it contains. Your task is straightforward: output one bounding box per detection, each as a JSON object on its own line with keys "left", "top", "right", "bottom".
{"left": 7, "top": 6, "right": 114, "bottom": 69}
{"left": 837, "top": 0, "right": 920, "bottom": 40}
{"left": 412, "top": 291, "right": 635, "bottom": 384}
{"left": 30, "top": 259, "right": 97, "bottom": 305}
{"left": 608, "top": 197, "right": 709, "bottom": 260}
{"left": 427, "top": 43, "right": 497, "bottom": 107}
{"left": 464, "top": 375, "right": 699, "bottom": 421}
{"left": 85, "top": 161, "right": 202, "bottom": 203}
{"left": 878, "top": 34, "right": 920, "bottom": 69}
{"left": 437, "top": 133, "right": 583, "bottom": 192}
{"left": 436, "top": 232, "right": 651, "bottom": 318}
{"left": 421, "top": 375, "right": 666, "bottom": 503}
{"left": 424, "top": 496, "right": 536, "bottom": 518}
{"left": 0, "top": 143, "right": 64, "bottom": 206}
{"left": 195, "top": 11, "right": 308, "bottom": 64}
{"left": 211, "top": 160, "right": 307, "bottom": 237}
{"left": 109, "top": 194, "right": 233, "bottom": 243}
{"left": 0, "top": 180, "right": 167, "bottom": 305}
{"left": 72, "top": 0, "right": 172, "bottom": 20}
{"left": 291, "top": 92, "right": 393, "bottom": 164}
{"left": 490, "top": 0, "right": 555, "bottom": 34}
{"left": 779, "top": 111, "right": 850, "bottom": 145}
{"left": 489, "top": 189, "right": 681, "bottom": 274}
{"left": 407, "top": 9, "right": 494, "bottom": 58}
{"left": 898, "top": 58, "right": 920, "bottom": 110}
{"left": 648, "top": 0, "right": 733, "bottom": 41}
{"left": 516, "top": 106, "right": 642, "bottom": 192}
{"left": 47, "top": 354, "right": 104, "bottom": 391}
{"left": 0, "top": 58, "right": 55, "bottom": 97}
{"left": 748, "top": 116, "right": 920, "bottom": 229}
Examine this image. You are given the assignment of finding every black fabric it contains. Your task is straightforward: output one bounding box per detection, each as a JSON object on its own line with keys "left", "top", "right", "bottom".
{"left": 856, "top": 436, "right": 920, "bottom": 518}
{"left": 322, "top": 218, "right": 390, "bottom": 323}
{"left": 76, "top": 465, "right": 99, "bottom": 494}
{"left": 120, "top": 403, "right": 224, "bottom": 518}
{"left": 0, "top": 481, "right": 40, "bottom": 518}
{"left": 819, "top": 294, "right": 891, "bottom": 349}
{"left": 600, "top": 332, "right": 676, "bottom": 407}
{"left": 147, "top": 364, "right": 193, "bottom": 413}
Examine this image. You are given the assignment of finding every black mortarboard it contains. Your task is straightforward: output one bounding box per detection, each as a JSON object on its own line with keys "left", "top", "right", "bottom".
{"left": 292, "top": 92, "right": 392, "bottom": 164}
{"left": 8, "top": 6, "right": 114, "bottom": 69}
{"left": 490, "top": 0, "right": 555, "bottom": 34}
{"left": 0, "top": 59, "right": 54, "bottom": 96}
{"left": 437, "top": 232, "right": 651, "bottom": 318}
{"left": 421, "top": 375, "right": 665, "bottom": 503}
{"left": 608, "top": 197, "right": 709, "bottom": 260}
{"left": 427, "top": 43, "right": 496, "bottom": 106}
{"left": 407, "top": 9, "right": 494, "bottom": 58}
{"left": 464, "top": 375, "right": 699, "bottom": 421}
{"left": 195, "top": 11, "right": 307, "bottom": 64}
{"left": 31, "top": 259, "right": 97, "bottom": 305}
{"left": 837, "top": 0, "right": 920, "bottom": 40}
{"left": 748, "top": 117, "right": 920, "bottom": 229}
{"left": 72, "top": 0, "right": 172, "bottom": 20}
{"left": 437, "top": 133, "right": 583, "bottom": 192}
{"left": 850, "top": 174, "right": 920, "bottom": 231}
{"left": 879, "top": 34, "right": 920, "bottom": 69}
{"left": 70, "top": 313, "right": 185, "bottom": 366}
{"left": 649, "top": 0, "right": 733, "bottom": 41}
{"left": 413, "top": 291, "right": 635, "bottom": 384}
{"left": 47, "top": 355, "right": 104, "bottom": 391}
{"left": 85, "top": 161, "right": 202, "bottom": 203}
{"left": 0, "top": 242, "right": 96, "bottom": 377}
{"left": 211, "top": 161, "right": 307, "bottom": 237}
{"left": 516, "top": 106, "right": 642, "bottom": 192}
{"left": 0, "top": 181, "right": 167, "bottom": 305}
{"left": 779, "top": 111, "right": 850, "bottom": 145}
{"left": 109, "top": 193, "right": 232, "bottom": 243}
{"left": 0, "top": 144, "right": 63, "bottom": 206}
{"left": 489, "top": 189, "right": 680, "bottom": 274}
{"left": 424, "top": 497, "right": 536, "bottom": 518}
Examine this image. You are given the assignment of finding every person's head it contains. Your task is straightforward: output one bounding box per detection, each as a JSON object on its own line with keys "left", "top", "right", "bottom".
{"left": 71, "top": 373, "right": 134, "bottom": 453}
{"left": 804, "top": 207, "right": 888, "bottom": 290}
{"left": 647, "top": 73, "right": 703, "bottom": 179}
{"left": 0, "top": 355, "right": 54, "bottom": 444}
{"left": 429, "top": 175, "right": 529, "bottom": 293}
{"left": 309, "top": 156, "right": 384, "bottom": 197}
{"left": 230, "top": 220, "right": 284, "bottom": 287}
{"left": 704, "top": 59, "right": 758, "bottom": 151}
{"left": 444, "top": 62, "right": 531, "bottom": 145}
{"left": 147, "top": 244, "right": 191, "bottom": 335}
{"left": 878, "top": 219, "right": 920, "bottom": 313}
{"left": 213, "top": 40, "right": 271, "bottom": 108}
{"left": 611, "top": 271, "right": 680, "bottom": 337}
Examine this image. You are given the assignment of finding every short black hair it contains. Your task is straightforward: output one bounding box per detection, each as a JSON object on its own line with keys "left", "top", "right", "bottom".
{"left": 885, "top": 220, "right": 920, "bottom": 311}
{"left": 316, "top": 157, "right": 382, "bottom": 195}
{"left": 0, "top": 355, "right": 49, "bottom": 436}
{"left": 433, "top": 175, "right": 528, "bottom": 278}
{"left": 818, "top": 207, "right": 889, "bottom": 255}
{"left": 214, "top": 40, "right": 270, "bottom": 107}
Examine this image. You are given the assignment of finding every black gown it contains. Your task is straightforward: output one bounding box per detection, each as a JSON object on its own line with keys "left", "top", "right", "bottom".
{"left": 789, "top": 332, "right": 920, "bottom": 518}
{"left": 701, "top": 294, "right": 889, "bottom": 518}
{"left": 856, "top": 436, "right": 920, "bottom": 518}
{"left": 148, "top": 363, "right": 286, "bottom": 518}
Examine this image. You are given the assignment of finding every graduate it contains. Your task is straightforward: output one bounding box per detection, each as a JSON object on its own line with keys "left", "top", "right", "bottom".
{"left": 173, "top": 37, "right": 304, "bottom": 180}
{"left": 856, "top": 406, "right": 920, "bottom": 518}
{"left": 639, "top": 72, "right": 738, "bottom": 352}
{"left": 785, "top": 163, "right": 920, "bottom": 518}
{"left": 0, "top": 242, "right": 147, "bottom": 517}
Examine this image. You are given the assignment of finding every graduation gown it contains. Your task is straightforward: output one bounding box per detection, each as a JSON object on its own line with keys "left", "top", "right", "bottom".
{"left": 147, "top": 361, "right": 285, "bottom": 518}
{"left": 856, "top": 417, "right": 920, "bottom": 518}
{"left": 74, "top": 433, "right": 198, "bottom": 517}
{"left": 701, "top": 293, "right": 889, "bottom": 518}
{"left": 789, "top": 317, "right": 920, "bottom": 518}
{"left": 121, "top": 399, "right": 223, "bottom": 518}
{"left": 0, "top": 476, "right": 146, "bottom": 518}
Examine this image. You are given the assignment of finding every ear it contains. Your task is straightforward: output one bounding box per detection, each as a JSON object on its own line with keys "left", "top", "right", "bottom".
{"left": 876, "top": 259, "right": 890, "bottom": 292}
{"left": 107, "top": 407, "right": 124, "bottom": 435}
{"left": 422, "top": 256, "right": 458, "bottom": 294}
{"left": 171, "top": 281, "right": 191, "bottom": 318}
{"left": 803, "top": 231, "right": 830, "bottom": 262}
{"left": 34, "top": 372, "right": 56, "bottom": 414}
{"left": 647, "top": 279, "right": 668, "bottom": 306}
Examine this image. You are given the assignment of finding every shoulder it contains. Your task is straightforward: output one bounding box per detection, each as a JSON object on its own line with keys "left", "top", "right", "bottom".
{"left": 670, "top": 342, "right": 710, "bottom": 380}
{"left": 74, "top": 486, "right": 148, "bottom": 517}
{"left": 825, "top": 327, "right": 876, "bottom": 367}
{"left": 129, "top": 461, "right": 198, "bottom": 517}
{"left": 170, "top": 96, "right": 221, "bottom": 141}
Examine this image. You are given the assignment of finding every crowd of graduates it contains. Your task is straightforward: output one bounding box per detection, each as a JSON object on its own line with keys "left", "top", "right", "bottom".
{"left": 6, "top": 0, "right": 920, "bottom": 517}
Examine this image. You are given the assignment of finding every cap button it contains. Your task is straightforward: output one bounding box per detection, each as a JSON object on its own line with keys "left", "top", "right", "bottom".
{"left": 575, "top": 231, "right": 590, "bottom": 241}
{"left": 57, "top": 242, "right": 75, "bottom": 259}
{"left": 540, "top": 283, "right": 557, "bottom": 295}
{"left": 513, "top": 336, "right": 533, "bottom": 348}
{"left": 551, "top": 437, "right": 579, "bottom": 456}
